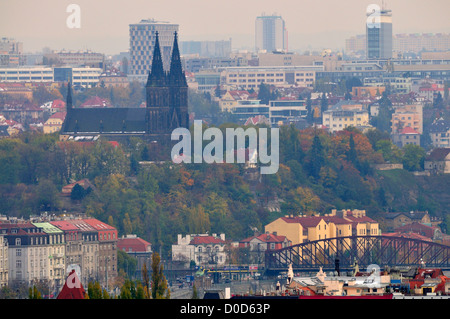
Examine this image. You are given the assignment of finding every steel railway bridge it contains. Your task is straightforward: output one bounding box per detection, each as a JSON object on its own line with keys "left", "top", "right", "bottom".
{"left": 265, "top": 235, "right": 450, "bottom": 274}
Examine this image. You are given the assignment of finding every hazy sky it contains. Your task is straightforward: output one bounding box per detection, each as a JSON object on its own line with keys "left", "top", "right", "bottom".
{"left": 1, "top": 0, "right": 449, "bottom": 54}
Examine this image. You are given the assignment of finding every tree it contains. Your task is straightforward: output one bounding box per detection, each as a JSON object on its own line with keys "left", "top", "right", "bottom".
{"left": 141, "top": 262, "right": 150, "bottom": 298}
{"left": 372, "top": 91, "right": 393, "bottom": 133}
{"left": 192, "top": 284, "right": 199, "bottom": 299}
{"left": 28, "top": 286, "right": 42, "bottom": 299}
{"left": 347, "top": 134, "right": 358, "bottom": 166}
{"left": 257, "top": 83, "right": 271, "bottom": 104}
{"left": 71, "top": 183, "right": 86, "bottom": 200}
{"left": 320, "top": 93, "right": 328, "bottom": 115}
{"left": 402, "top": 144, "right": 426, "bottom": 171}
{"left": 306, "top": 96, "right": 313, "bottom": 124}
{"left": 151, "top": 252, "right": 170, "bottom": 299}
{"left": 308, "top": 133, "right": 325, "bottom": 179}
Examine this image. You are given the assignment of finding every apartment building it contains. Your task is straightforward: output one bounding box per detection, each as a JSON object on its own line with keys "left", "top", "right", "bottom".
{"left": 391, "top": 104, "right": 423, "bottom": 135}
{"left": 83, "top": 219, "right": 117, "bottom": 287}
{"left": 322, "top": 101, "right": 370, "bottom": 133}
{"left": 429, "top": 118, "right": 450, "bottom": 148}
{"left": 68, "top": 219, "right": 100, "bottom": 286}
{"left": 264, "top": 209, "right": 379, "bottom": 246}
{"left": 31, "top": 222, "right": 66, "bottom": 291}
{"left": 0, "top": 222, "right": 64, "bottom": 291}
{"left": 220, "top": 66, "right": 319, "bottom": 91}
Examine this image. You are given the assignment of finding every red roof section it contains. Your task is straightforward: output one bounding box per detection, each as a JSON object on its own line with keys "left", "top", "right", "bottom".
{"left": 50, "top": 220, "right": 80, "bottom": 231}
{"left": 280, "top": 216, "right": 322, "bottom": 227}
{"left": 83, "top": 218, "right": 116, "bottom": 231}
{"left": 48, "top": 111, "right": 67, "bottom": 120}
{"left": 190, "top": 235, "right": 225, "bottom": 245}
{"left": 400, "top": 126, "right": 420, "bottom": 135}
{"left": 118, "top": 236, "right": 151, "bottom": 253}
{"left": 394, "top": 222, "right": 439, "bottom": 239}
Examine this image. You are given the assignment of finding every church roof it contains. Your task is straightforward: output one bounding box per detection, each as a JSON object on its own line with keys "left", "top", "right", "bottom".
{"left": 61, "top": 107, "right": 147, "bottom": 134}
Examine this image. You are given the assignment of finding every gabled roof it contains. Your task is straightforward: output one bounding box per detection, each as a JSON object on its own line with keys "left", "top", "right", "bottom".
{"left": 425, "top": 148, "right": 450, "bottom": 161}
{"left": 241, "top": 233, "right": 288, "bottom": 244}
{"left": 381, "top": 211, "right": 428, "bottom": 220}
{"left": 61, "top": 107, "right": 147, "bottom": 134}
{"left": 429, "top": 118, "right": 450, "bottom": 133}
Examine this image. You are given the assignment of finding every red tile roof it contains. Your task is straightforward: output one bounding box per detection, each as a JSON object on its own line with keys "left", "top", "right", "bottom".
{"left": 280, "top": 216, "right": 322, "bottom": 228}
{"left": 190, "top": 235, "right": 225, "bottom": 245}
{"left": 48, "top": 111, "right": 67, "bottom": 120}
{"left": 400, "top": 126, "right": 420, "bottom": 135}
{"left": 118, "top": 236, "right": 151, "bottom": 253}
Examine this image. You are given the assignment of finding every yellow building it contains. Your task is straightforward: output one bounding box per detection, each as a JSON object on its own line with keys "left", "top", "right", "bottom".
{"left": 351, "top": 86, "right": 385, "bottom": 98}
{"left": 43, "top": 112, "right": 66, "bottom": 134}
{"left": 265, "top": 209, "right": 380, "bottom": 246}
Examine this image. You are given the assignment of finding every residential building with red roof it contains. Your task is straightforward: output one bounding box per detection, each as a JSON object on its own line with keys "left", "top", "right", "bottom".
{"left": 118, "top": 234, "right": 152, "bottom": 278}
{"left": 392, "top": 126, "right": 421, "bottom": 148}
{"left": 172, "top": 233, "right": 227, "bottom": 267}
{"left": 239, "top": 232, "right": 291, "bottom": 265}
{"left": 43, "top": 111, "right": 66, "bottom": 134}
{"left": 394, "top": 222, "right": 444, "bottom": 242}
{"left": 265, "top": 209, "right": 379, "bottom": 246}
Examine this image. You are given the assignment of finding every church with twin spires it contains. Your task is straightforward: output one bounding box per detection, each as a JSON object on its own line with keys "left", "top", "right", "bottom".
{"left": 60, "top": 31, "right": 189, "bottom": 144}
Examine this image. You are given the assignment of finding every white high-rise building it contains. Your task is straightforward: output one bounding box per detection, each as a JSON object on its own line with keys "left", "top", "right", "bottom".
{"left": 255, "top": 14, "right": 287, "bottom": 53}
{"left": 366, "top": 5, "right": 392, "bottom": 59}
{"left": 129, "top": 19, "right": 179, "bottom": 82}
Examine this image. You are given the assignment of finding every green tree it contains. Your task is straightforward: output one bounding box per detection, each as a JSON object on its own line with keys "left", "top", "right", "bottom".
{"left": 307, "top": 133, "right": 325, "bottom": 179}
{"left": 28, "top": 286, "right": 42, "bottom": 299}
{"left": 320, "top": 93, "right": 328, "bottom": 115}
{"left": 402, "top": 144, "right": 426, "bottom": 171}
{"left": 151, "top": 252, "right": 170, "bottom": 299}
{"left": 257, "top": 83, "right": 271, "bottom": 104}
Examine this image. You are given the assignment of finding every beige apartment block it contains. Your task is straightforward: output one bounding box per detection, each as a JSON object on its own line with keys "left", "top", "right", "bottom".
{"left": 391, "top": 104, "right": 423, "bottom": 135}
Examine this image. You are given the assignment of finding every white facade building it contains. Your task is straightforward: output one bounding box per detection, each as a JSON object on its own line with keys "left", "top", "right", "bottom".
{"left": 129, "top": 19, "right": 179, "bottom": 82}
{"left": 172, "top": 233, "right": 227, "bottom": 267}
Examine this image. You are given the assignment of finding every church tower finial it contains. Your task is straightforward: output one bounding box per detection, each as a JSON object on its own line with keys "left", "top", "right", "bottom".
{"left": 169, "top": 31, "right": 187, "bottom": 86}
{"left": 147, "top": 31, "right": 166, "bottom": 87}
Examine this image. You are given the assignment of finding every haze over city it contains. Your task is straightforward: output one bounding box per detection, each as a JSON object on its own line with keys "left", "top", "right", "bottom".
{"left": 1, "top": 0, "right": 449, "bottom": 54}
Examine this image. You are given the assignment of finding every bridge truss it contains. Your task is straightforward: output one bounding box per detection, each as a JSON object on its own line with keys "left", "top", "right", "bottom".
{"left": 265, "top": 236, "right": 450, "bottom": 272}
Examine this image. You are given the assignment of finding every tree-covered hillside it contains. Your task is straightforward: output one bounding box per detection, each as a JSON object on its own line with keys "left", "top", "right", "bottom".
{"left": 0, "top": 124, "right": 449, "bottom": 257}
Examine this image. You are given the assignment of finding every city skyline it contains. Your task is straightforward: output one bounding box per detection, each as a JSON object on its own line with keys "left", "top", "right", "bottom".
{"left": 0, "top": 0, "right": 449, "bottom": 55}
